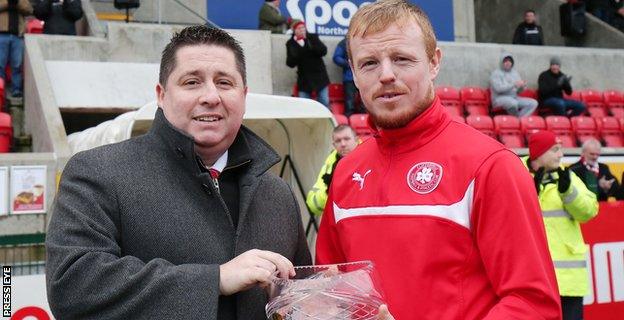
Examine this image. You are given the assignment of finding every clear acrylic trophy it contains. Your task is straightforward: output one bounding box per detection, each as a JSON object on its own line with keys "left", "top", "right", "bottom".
{"left": 266, "top": 261, "right": 385, "bottom": 320}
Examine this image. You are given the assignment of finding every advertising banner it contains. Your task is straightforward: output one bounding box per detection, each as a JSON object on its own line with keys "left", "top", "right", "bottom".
{"left": 582, "top": 201, "right": 624, "bottom": 320}
{"left": 207, "top": 0, "right": 455, "bottom": 40}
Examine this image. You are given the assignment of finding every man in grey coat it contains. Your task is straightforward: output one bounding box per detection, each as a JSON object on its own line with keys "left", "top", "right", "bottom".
{"left": 46, "top": 25, "right": 311, "bottom": 319}
{"left": 489, "top": 53, "right": 538, "bottom": 117}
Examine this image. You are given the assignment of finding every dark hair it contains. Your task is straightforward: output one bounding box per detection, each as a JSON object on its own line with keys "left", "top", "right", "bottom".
{"left": 159, "top": 25, "right": 247, "bottom": 86}
{"left": 333, "top": 124, "right": 357, "bottom": 136}
{"left": 525, "top": 9, "right": 535, "bottom": 15}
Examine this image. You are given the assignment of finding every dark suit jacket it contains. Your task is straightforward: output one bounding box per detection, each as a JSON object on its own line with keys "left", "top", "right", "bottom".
{"left": 46, "top": 109, "right": 311, "bottom": 319}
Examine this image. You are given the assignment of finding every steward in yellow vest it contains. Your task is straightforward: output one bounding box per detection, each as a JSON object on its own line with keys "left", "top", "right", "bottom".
{"left": 525, "top": 130, "right": 598, "bottom": 320}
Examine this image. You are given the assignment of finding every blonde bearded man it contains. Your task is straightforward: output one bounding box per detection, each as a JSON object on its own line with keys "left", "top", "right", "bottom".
{"left": 315, "top": 1, "right": 561, "bottom": 319}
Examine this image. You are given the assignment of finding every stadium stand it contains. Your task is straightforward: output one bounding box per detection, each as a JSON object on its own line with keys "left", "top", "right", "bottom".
{"left": 0, "top": 112, "right": 11, "bottom": 152}
{"left": 333, "top": 114, "right": 349, "bottom": 126}
{"left": 349, "top": 113, "right": 374, "bottom": 139}
{"left": 604, "top": 89, "right": 624, "bottom": 118}
{"left": 328, "top": 83, "right": 344, "bottom": 102}
{"left": 436, "top": 85, "right": 463, "bottom": 114}
{"left": 598, "top": 116, "right": 624, "bottom": 147}
{"left": 461, "top": 86, "right": 489, "bottom": 116}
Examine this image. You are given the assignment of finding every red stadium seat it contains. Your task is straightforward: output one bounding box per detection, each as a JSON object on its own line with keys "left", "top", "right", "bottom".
{"left": 596, "top": 117, "right": 621, "bottom": 134}
{"left": 292, "top": 84, "right": 298, "bottom": 97}
{"left": 328, "top": 83, "right": 344, "bottom": 102}
{"left": 546, "top": 116, "right": 576, "bottom": 147}
{"left": 580, "top": 89, "right": 605, "bottom": 108}
{"left": 518, "top": 88, "right": 538, "bottom": 100}
{"left": 460, "top": 87, "right": 489, "bottom": 112}
{"left": 333, "top": 114, "right": 349, "bottom": 125}
{"left": 570, "top": 116, "right": 598, "bottom": 144}
{"left": 349, "top": 114, "right": 374, "bottom": 138}
{"left": 599, "top": 117, "right": 624, "bottom": 147}
{"left": 443, "top": 105, "right": 462, "bottom": 117}
{"left": 26, "top": 19, "right": 43, "bottom": 34}
{"left": 0, "top": 112, "right": 12, "bottom": 152}
{"left": 520, "top": 115, "right": 547, "bottom": 135}
{"left": 587, "top": 106, "right": 608, "bottom": 118}
{"left": 465, "top": 105, "right": 489, "bottom": 116}
{"left": 329, "top": 101, "right": 345, "bottom": 115}
{"left": 436, "top": 86, "right": 463, "bottom": 112}
{"left": 563, "top": 91, "right": 581, "bottom": 101}
{"left": 604, "top": 89, "right": 624, "bottom": 118}
{"left": 494, "top": 115, "right": 524, "bottom": 148}
{"left": 0, "top": 78, "right": 4, "bottom": 111}
{"left": 466, "top": 115, "right": 496, "bottom": 139}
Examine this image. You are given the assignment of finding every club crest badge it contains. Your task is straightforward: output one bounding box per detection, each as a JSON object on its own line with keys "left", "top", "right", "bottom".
{"left": 407, "top": 162, "right": 443, "bottom": 194}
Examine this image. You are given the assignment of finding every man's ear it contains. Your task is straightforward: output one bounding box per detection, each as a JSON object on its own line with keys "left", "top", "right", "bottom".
{"left": 156, "top": 83, "right": 165, "bottom": 107}
{"left": 429, "top": 47, "right": 442, "bottom": 80}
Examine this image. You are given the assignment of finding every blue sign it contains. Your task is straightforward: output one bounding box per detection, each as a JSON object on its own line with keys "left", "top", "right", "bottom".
{"left": 207, "top": 0, "right": 454, "bottom": 41}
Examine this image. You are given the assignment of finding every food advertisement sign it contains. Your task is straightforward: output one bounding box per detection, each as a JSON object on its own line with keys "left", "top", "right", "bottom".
{"left": 10, "top": 166, "right": 46, "bottom": 214}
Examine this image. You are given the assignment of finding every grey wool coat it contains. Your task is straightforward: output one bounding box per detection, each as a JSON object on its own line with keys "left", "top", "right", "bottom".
{"left": 45, "top": 108, "right": 312, "bottom": 319}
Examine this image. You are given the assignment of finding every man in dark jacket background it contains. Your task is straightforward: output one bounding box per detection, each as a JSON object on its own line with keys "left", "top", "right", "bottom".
{"left": 46, "top": 25, "right": 311, "bottom": 319}
{"left": 538, "top": 57, "right": 586, "bottom": 116}
{"left": 512, "top": 9, "right": 544, "bottom": 45}
{"left": 569, "top": 138, "right": 623, "bottom": 201}
{"left": 333, "top": 37, "right": 360, "bottom": 117}
{"left": 286, "top": 19, "right": 330, "bottom": 108}
{"left": 33, "top": 0, "right": 83, "bottom": 36}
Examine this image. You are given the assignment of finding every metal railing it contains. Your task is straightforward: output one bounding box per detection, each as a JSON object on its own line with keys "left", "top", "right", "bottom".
{"left": 0, "top": 233, "right": 46, "bottom": 276}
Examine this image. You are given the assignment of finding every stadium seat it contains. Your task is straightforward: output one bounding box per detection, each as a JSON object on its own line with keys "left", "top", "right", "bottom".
{"left": 580, "top": 89, "right": 605, "bottom": 107}
{"left": 545, "top": 116, "right": 576, "bottom": 147}
{"left": 603, "top": 89, "right": 624, "bottom": 118}
{"left": 349, "top": 114, "right": 374, "bottom": 138}
{"left": 596, "top": 116, "right": 621, "bottom": 134}
{"left": 493, "top": 115, "right": 524, "bottom": 148}
{"left": 563, "top": 91, "right": 581, "bottom": 101}
{"left": 0, "top": 112, "right": 12, "bottom": 152}
{"left": 443, "top": 106, "right": 462, "bottom": 117}
{"left": 436, "top": 86, "right": 462, "bottom": 112}
{"left": 0, "top": 78, "right": 4, "bottom": 111}
{"left": 466, "top": 115, "right": 496, "bottom": 139}
{"left": 329, "top": 101, "right": 345, "bottom": 115}
{"left": 333, "top": 114, "right": 349, "bottom": 125}
{"left": 570, "top": 116, "right": 598, "bottom": 144}
{"left": 587, "top": 106, "right": 608, "bottom": 118}
{"left": 328, "top": 83, "right": 344, "bottom": 102}
{"left": 518, "top": 88, "right": 538, "bottom": 100}
{"left": 460, "top": 87, "right": 489, "bottom": 115}
{"left": 292, "top": 84, "right": 298, "bottom": 97}
{"left": 520, "top": 115, "right": 547, "bottom": 136}
{"left": 26, "top": 19, "right": 43, "bottom": 34}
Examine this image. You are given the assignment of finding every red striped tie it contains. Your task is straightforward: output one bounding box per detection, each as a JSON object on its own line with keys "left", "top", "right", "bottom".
{"left": 209, "top": 169, "right": 220, "bottom": 191}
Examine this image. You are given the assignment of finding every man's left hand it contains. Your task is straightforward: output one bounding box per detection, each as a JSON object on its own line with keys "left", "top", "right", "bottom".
{"left": 599, "top": 176, "right": 615, "bottom": 191}
{"left": 557, "top": 168, "right": 571, "bottom": 193}
{"left": 377, "top": 305, "right": 395, "bottom": 320}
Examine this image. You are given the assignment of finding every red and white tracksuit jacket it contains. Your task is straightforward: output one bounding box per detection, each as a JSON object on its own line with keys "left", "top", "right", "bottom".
{"left": 316, "top": 97, "right": 561, "bottom": 320}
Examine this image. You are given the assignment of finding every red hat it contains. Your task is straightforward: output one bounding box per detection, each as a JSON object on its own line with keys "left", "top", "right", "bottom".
{"left": 528, "top": 130, "right": 560, "bottom": 160}
{"left": 291, "top": 19, "right": 305, "bottom": 30}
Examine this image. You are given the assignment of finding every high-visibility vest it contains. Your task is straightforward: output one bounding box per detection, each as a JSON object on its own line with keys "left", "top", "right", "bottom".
{"left": 522, "top": 157, "right": 599, "bottom": 296}
{"left": 306, "top": 150, "right": 340, "bottom": 216}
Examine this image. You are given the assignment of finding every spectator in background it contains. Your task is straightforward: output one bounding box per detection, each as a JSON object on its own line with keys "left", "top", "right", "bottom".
{"left": 489, "top": 53, "right": 538, "bottom": 117}
{"left": 612, "top": 0, "right": 624, "bottom": 31}
{"left": 525, "top": 130, "right": 598, "bottom": 320}
{"left": 0, "top": 0, "right": 32, "bottom": 98}
{"left": 306, "top": 125, "right": 358, "bottom": 216}
{"left": 33, "top": 0, "right": 83, "bottom": 36}
{"left": 333, "top": 37, "right": 360, "bottom": 117}
{"left": 286, "top": 19, "right": 330, "bottom": 108}
{"left": 538, "top": 57, "right": 586, "bottom": 116}
{"left": 512, "top": 9, "right": 544, "bottom": 45}
{"left": 586, "top": 0, "right": 615, "bottom": 23}
{"left": 258, "top": 0, "right": 289, "bottom": 34}
{"left": 569, "top": 138, "right": 623, "bottom": 201}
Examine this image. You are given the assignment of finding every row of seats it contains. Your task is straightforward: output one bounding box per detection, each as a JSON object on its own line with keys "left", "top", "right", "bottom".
{"left": 437, "top": 86, "right": 624, "bottom": 119}
{"left": 333, "top": 112, "right": 624, "bottom": 148}
{"left": 459, "top": 115, "right": 624, "bottom": 148}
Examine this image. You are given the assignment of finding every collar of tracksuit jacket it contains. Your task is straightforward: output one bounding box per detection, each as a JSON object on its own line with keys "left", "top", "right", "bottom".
{"left": 371, "top": 96, "right": 452, "bottom": 155}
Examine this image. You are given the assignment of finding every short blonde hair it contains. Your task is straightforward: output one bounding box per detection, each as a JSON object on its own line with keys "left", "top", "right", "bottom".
{"left": 347, "top": 0, "right": 437, "bottom": 61}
